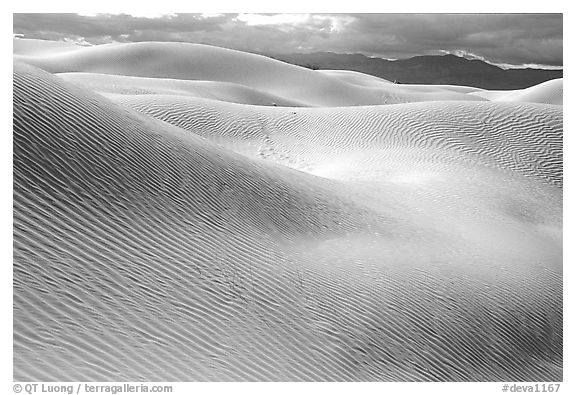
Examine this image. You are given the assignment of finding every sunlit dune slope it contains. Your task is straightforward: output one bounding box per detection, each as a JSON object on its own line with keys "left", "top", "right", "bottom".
{"left": 58, "top": 72, "right": 308, "bottom": 107}
{"left": 469, "top": 78, "right": 563, "bottom": 105}
{"left": 13, "top": 62, "right": 562, "bottom": 381}
{"left": 318, "top": 69, "right": 395, "bottom": 86}
{"left": 319, "top": 70, "right": 482, "bottom": 94}
{"left": 15, "top": 40, "right": 485, "bottom": 106}
{"left": 112, "top": 94, "right": 562, "bottom": 188}
{"left": 13, "top": 37, "right": 85, "bottom": 55}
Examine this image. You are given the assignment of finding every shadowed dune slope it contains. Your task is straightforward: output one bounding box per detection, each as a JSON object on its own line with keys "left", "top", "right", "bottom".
{"left": 15, "top": 40, "right": 485, "bottom": 106}
{"left": 14, "top": 62, "right": 562, "bottom": 381}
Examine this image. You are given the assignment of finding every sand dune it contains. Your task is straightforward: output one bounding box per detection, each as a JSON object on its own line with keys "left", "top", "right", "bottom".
{"left": 469, "top": 78, "right": 563, "bottom": 105}
{"left": 15, "top": 39, "right": 485, "bottom": 106}
{"left": 13, "top": 37, "right": 86, "bottom": 55}
{"left": 389, "top": 83, "right": 483, "bottom": 94}
{"left": 318, "top": 69, "right": 395, "bottom": 86}
{"left": 13, "top": 40, "right": 563, "bottom": 382}
{"left": 110, "top": 94, "right": 562, "bottom": 188}
{"left": 319, "top": 70, "right": 482, "bottom": 94}
{"left": 58, "top": 72, "right": 308, "bottom": 107}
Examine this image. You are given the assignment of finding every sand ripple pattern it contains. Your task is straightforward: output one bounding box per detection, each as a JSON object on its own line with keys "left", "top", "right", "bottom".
{"left": 116, "top": 95, "right": 562, "bottom": 188}
{"left": 13, "top": 63, "right": 562, "bottom": 381}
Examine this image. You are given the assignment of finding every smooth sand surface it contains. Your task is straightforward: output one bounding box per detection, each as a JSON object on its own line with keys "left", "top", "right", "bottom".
{"left": 13, "top": 37, "right": 86, "bottom": 55}
{"left": 318, "top": 69, "right": 395, "bottom": 86}
{"left": 15, "top": 39, "right": 486, "bottom": 106}
{"left": 58, "top": 72, "right": 308, "bottom": 107}
{"left": 469, "top": 78, "right": 563, "bottom": 105}
{"left": 13, "top": 39, "right": 563, "bottom": 382}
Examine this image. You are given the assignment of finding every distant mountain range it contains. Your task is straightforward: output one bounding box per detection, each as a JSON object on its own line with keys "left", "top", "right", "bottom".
{"left": 266, "top": 52, "right": 563, "bottom": 90}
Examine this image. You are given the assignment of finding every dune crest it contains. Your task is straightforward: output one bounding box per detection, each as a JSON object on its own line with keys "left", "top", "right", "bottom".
{"left": 16, "top": 39, "right": 488, "bottom": 106}
{"left": 469, "top": 78, "right": 563, "bottom": 105}
{"left": 13, "top": 37, "right": 87, "bottom": 55}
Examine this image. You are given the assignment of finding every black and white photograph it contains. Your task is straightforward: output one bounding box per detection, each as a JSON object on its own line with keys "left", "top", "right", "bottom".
{"left": 10, "top": 5, "right": 568, "bottom": 391}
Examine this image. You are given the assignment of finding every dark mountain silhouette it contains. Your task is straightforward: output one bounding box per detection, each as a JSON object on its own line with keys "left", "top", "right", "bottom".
{"left": 266, "top": 52, "right": 562, "bottom": 90}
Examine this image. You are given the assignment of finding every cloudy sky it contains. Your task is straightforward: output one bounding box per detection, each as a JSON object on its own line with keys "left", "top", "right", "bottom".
{"left": 13, "top": 13, "right": 563, "bottom": 68}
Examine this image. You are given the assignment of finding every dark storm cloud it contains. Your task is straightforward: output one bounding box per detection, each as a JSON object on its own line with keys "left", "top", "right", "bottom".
{"left": 342, "top": 14, "right": 562, "bottom": 66}
{"left": 13, "top": 13, "right": 562, "bottom": 67}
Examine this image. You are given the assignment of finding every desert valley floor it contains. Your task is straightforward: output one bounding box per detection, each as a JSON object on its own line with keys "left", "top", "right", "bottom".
{"left": 13, "top": 39, "right": 562, "bottom": 381}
